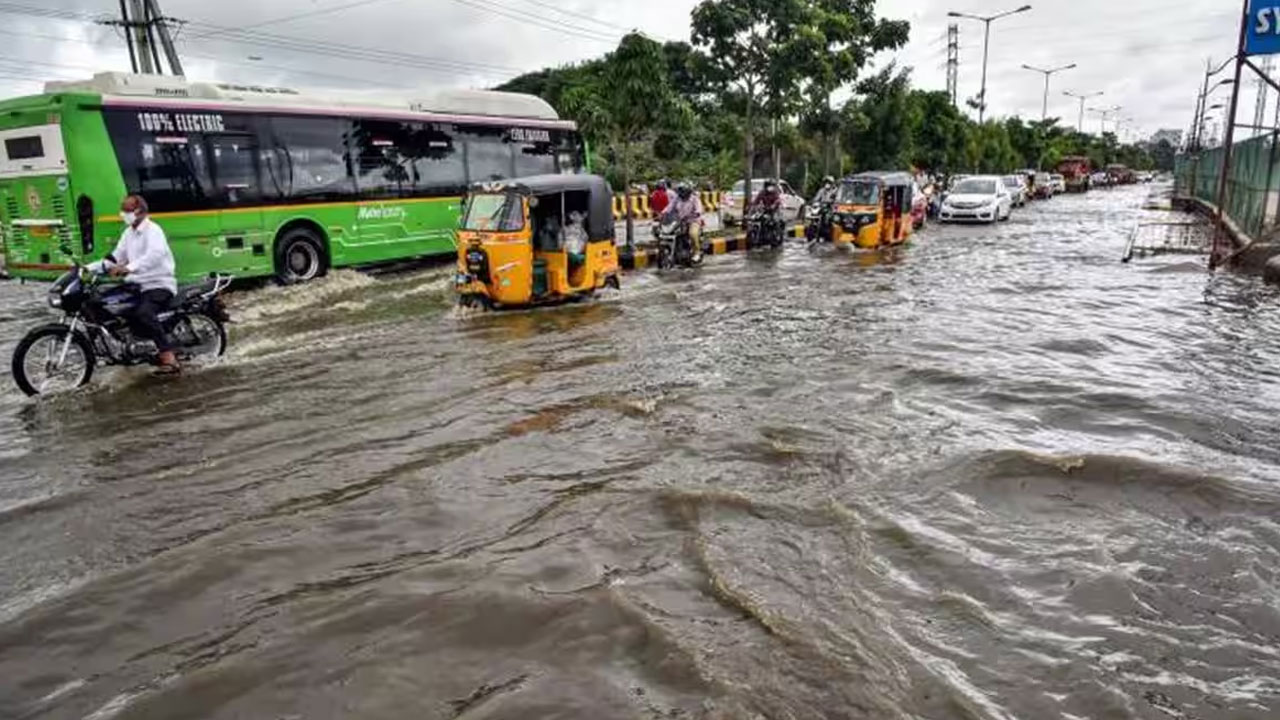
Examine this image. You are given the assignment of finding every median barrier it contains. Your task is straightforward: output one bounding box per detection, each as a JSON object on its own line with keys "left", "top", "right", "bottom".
{"left": 619, "top": 222, "right": 805, "bottom": 269}
{"left": 610, "top": 191, "right": 725, "bottom": 222}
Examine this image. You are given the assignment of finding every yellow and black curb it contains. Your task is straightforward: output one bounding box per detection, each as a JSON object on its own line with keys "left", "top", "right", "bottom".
{"left": 611, "top": 191, "right": 726, "bottom": 222}
{"left": 620, "top": 224, "right": 806, "bottom": 269}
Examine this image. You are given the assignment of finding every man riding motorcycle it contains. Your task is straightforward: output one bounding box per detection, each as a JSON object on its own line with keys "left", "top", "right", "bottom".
{"left": 88, "top": 194, "right": 181, "bottom": 374}
{"left": 748, "top": 180, "right": 786, "bottom": 247}
{"left": 806, "top": 176, "right": 839, "bottom": 245}
{"left": 813, "top": 176, "right": 838, "bottom": 206}
{"left": 660, "top": 183, "right": 704, "bottom": 264}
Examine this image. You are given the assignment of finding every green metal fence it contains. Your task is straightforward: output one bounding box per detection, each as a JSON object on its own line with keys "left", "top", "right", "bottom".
{"left": 1175, "top": 135, "right": 1280, "bottom": 240}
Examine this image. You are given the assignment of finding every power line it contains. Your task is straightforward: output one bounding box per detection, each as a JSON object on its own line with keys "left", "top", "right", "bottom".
{"left": 0, "top": 1, "right": 530, "bottom": 77}
{"left": 510, "top": 0, "right": 633, "bottom": 33}
{"left": 446, "top": 0, "right": 619, "bottom": 43}
{"left": 186, "top": 0, "right": 402, "bottom": 41}
{"left": 177, "top": 23, "right": 522, "bottom": 76}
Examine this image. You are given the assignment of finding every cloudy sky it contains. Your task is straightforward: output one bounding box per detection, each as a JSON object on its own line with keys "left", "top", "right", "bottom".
{"left": 0, "top": 0, "right": 1255, "bottom": 143}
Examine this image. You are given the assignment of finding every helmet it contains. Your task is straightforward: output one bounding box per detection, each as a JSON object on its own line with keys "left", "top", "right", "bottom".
{"left": 822, "top": 175, "right": 835, "bottom": 186}
{"left": 676, "top": 183, "right": 693, "bottom": 200}
{"left": 658, "top": 179, "right": 668, "bottom": 189}
{"left": 764, "top": 180, "right": 778, "bottom": 193}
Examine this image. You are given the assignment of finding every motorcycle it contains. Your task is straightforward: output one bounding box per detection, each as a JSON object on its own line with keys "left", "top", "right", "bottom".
{"left": 804, "top": 202, "right": 835, "bottom": 248}
{"left": 654, "top": 218, "right": 702, "bottom": 270}
{"left": 11, "top": 261, "right": 233, "bottom": 396}
{"left": 746, "top": 207, "right": 785, "bottom": 250}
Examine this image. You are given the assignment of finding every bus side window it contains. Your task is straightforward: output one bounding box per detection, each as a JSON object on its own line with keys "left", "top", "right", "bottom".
{"left": 406, "top": 123, "right": 466, "bottom": 198}
{"left": 104, "top": 109, "right": 214, "bottom": 213}
{"left": 461, "top": 126, "right": 514, "bottom": 184}
{"left": 269, "top": 116, "right": 357, "bottom": 202}
{"left": 208, "top": 135, "right": 261, "bottom": 206}
{"left": 513, "top": 135, "right": 556, "bottom": 178}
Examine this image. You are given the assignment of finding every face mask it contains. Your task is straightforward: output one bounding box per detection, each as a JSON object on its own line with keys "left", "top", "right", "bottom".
{"left": 121, "top": 211, "right": 138, "bottom": 226}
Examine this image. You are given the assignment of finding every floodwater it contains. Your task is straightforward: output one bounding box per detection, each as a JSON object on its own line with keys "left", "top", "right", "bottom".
{"left": 1, "top": 185, "right": 1279, "bottom": 720}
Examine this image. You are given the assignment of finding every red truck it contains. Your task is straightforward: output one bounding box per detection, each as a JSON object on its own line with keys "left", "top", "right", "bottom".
{"left": 1056, "top": 156, "right": 1093, "bottom": 193}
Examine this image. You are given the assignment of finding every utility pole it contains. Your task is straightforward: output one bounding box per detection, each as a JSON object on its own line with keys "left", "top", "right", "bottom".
{"left": 1064, "top": 90, "right": 1103, "bottom": 133}
{"left": 948, "top": 5, "right": 1033, "bottom": 124}
{"left": 1022, "top": 63, "right": 1076, "bottom": 121}
{"left": 946, "top": 24, "right": 960, "bottom": 107}
{"left": 101, "top": 0, "right": 184, "bottom": 75}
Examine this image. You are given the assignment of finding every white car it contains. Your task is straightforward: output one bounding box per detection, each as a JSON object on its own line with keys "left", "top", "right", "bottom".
{"left": 721, "top": 179, "right": 805, "bottom": 224}
{"left": 1002, "top": 175, "right": 1029, "bottom": 207}
{"left": 939, "top": 175, "right": 1013, "bottom": 224}
{"left": 1049, "top": 174, "right": 1067, "bottom": 194}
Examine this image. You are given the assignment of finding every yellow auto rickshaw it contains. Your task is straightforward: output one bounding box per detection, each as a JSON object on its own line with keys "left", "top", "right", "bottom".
{"left": 455, "top": 174, "right": 621, "bottom": 309}
{"left": 830, "top": 172, "right": 915, "bottom": 250}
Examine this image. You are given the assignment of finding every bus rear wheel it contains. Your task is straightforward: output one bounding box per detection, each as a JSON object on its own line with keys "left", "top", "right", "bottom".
{"left": 274, "top": 228, "right": 327, "bottom": 285}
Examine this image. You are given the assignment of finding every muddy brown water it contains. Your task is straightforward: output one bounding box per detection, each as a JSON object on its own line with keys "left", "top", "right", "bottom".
{"left": 1, "top": 185, "right": 1279, "bottom": 719}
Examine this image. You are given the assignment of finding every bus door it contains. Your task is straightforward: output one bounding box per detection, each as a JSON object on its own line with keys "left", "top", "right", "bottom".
{"left": 0, "top": 123, "right": 75, "bottom": 275}
{"left": 206, "top": 133, "right": 264, "bottom": 272}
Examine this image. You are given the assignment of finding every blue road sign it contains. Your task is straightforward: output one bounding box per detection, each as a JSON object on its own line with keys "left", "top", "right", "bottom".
{"left": 1248, "top": 1, "right": 1280, "bottom": 56}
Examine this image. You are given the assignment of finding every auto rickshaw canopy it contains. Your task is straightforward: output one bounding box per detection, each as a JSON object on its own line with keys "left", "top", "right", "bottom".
{"left": 849, "top": 171, "right": 915, "bottom": 213}
{"left": 470, "top": 174, "right": 615, "bottom": 242}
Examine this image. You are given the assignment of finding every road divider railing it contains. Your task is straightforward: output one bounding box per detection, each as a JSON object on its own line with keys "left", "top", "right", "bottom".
{"left": 612, "top": 191, "right": 725, "bottom": 221}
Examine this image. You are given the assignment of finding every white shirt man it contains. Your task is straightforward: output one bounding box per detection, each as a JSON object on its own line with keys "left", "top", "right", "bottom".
{"left": 90, "top": 195, "right": 181, "bottom": 371}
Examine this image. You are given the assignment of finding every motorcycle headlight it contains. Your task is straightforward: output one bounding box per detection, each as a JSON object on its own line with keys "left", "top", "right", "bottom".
{"left": 48, "top": 293, "right": 62, "bottom": 308}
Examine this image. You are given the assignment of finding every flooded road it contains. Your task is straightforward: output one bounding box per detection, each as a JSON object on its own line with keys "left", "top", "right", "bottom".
{"left": 2, "top": 185, "right": 1279, "bottom": 719}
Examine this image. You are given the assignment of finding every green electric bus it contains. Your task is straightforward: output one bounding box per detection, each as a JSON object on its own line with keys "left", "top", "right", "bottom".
{"left": 0, "top": 72, "right": 586, "bottom": 284}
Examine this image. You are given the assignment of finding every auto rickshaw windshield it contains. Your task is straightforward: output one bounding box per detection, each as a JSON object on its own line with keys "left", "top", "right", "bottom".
{"left": 462, "top": 193, "right": 524, "bottom": 232}
{"left": 838, "top": 180, "right": 880, "bottom": 206}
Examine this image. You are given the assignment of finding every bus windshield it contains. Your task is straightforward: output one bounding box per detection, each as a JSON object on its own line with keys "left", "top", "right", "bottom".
{"left": 462, "top": 193, "right": 524, "bottom": 232}
{"left": 838, "top": 180, "right": 880, "bottom": 205}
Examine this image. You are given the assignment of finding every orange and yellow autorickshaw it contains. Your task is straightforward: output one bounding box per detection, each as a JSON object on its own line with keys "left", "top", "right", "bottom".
{"left": 829, "top": 172, "right": 915, "bottom": 250}
{"left": 455, "top": 174, "right": 621, "bottom": 309}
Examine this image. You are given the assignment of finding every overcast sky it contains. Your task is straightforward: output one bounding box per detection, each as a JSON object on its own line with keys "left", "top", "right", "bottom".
{"left": 0, "top": 0, "right": 1256, "bottom": 143}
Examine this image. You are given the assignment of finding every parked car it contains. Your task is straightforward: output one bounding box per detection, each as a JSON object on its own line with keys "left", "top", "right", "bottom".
{"left": 1002, "top": 175, "right": 1029, "bottom": 207}
{"left": 1049, "top": 174, "right": 1067, "bottom": 194}
{"left": 721, "top": 179, "right": 805, "bottom": 224}
{"left": 1033, "top": 172, "right": 1054, "bottom": 199}
{"left": 939, "top": 175, "right": 1013, "bottom": 224}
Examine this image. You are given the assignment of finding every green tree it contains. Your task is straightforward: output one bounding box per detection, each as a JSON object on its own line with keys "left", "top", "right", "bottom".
{"left": 558, "top": 33, "right": 687, "bottom": 247}
{"left": 841, "top": 65, "right": 916, "bottom": 171}
{"left": 908, "top": 90, "right": 969, "bottom": 175}
{"left": 692, "top": 0, "right": 822, "bottom": 205}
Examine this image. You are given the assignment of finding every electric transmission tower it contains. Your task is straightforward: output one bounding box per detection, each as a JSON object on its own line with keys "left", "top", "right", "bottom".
{"left": 99, "top": 0, "right": 185, "bottom": 75}
{"left": 946, "top": 24, "right": 959, "bottom": 107}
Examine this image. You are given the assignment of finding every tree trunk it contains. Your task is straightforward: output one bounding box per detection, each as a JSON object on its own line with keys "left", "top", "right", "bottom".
{"left": 771, "top": 116, "right": 781, "bottom": 180}
{"left": 622, "top": 141, "right": 634, "bottom": 249}
{"left": 744, "top": 86, "right": 756, "bottom": 210}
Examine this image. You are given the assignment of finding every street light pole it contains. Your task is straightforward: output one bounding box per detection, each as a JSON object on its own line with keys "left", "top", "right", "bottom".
{"left": 949, "top": 5, "right": 1033, "bottom": 124}
{"left": 1023, "top": 63, "right": 1076, "bottom": 121}
{"left": 1064, "top": 90, "right": 1104, "bottom": 133}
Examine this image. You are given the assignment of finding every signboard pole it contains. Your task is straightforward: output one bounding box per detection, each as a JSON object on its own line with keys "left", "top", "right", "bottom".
{"left": 1211, "top": 0, "right": 1251, "bottom": 269}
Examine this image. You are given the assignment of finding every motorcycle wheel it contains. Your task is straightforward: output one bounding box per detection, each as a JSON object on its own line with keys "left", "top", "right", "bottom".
{"left": 173, "top": 313, "right": 228, "bottom": 361}
{"left": 11, "top": 325, "right": 96, "bottom": 397}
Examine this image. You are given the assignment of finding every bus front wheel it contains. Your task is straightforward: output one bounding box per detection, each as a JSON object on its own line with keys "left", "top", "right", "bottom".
{"left": 274, "top": 228, "right": 327, "bottom": 285}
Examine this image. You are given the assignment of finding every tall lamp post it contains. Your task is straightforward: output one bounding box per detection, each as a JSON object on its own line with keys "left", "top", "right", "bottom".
{"left": 1022, "top": 63, "right": 1076, "bottom": 121}
{"left": 948, "top": 5, "right": 1033, "bottom": 123}
{"left": 1064, "top": 90, "right": 1104, "bottom": 133}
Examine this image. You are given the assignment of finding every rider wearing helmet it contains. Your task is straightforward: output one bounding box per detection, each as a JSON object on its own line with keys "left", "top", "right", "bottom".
{"left": 814, "top": 175, "right": 838, "bottom": 205}
{"left": 752, "top": 179, "right": 784, "bottom": 214}
{"left": 661, "top": 182, "right": 704, "bottom": 263}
